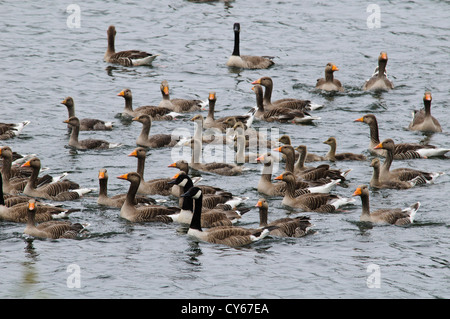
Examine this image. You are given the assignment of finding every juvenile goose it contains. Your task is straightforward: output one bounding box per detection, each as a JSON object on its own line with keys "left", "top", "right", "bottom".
{"left": 315, "top": 63, "right": 344, "bottom": 92}
{"left": 0, "top": 120, "right": 30, "bottom": 140}
{"left": 117, "top": 88, "right": 178, "bottom": 120}
{"left": 352, "top": 185, "right": 420, "bottom": 225}
{"left": 64, "top": 117, "right": 122, "bottom": 150}
{"left": 323, "top": 137, "right": 366, "bottom": 161}
{"left": 275, "top": 172, "right": 355, "bottom": 212}
{"left": 362, "top": 51, "right": 394, "bottom": 91}
{"left": 158, "top": 80, "right": 206, "bottom": 113}
{"left": 369, "top": 158, "right": 426, "bottom": 190}
{"left": 104, "top": 25, "right": 158, "bottom": 66}
{"left": 117, "top": 172, "right": 179, "bottom": 223}
{"left": 226, "top": 22, "right": 274, "bottom": 69}
{"left": 132, "top": 114, "right": 180, "bottom": 148}
{"left": 181, "top": 187, "right": 273, "bottom": 247}
{"left": 354, "top": 114, "right": 449, "bottom": 158}
{"left": 61, "top": 97, "right": 113, "bottom": 131}
{"left": 256, "top": 198, "right": 312, "bottom": 237}
{"left": 24, "top": 200, "right": 89, "bottom": 239}
{"left": 408, "top": 92, "right": 442, "bottom": 133}
{"left": 278, "top": 135, "right": 325, "bottom": 162}
{"left": 251, "top": 76, "right": 322, "bottom": 111}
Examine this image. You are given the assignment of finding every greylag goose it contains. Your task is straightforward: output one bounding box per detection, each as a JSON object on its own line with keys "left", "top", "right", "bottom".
{"left": 104, "top": 25, "right": 158, "bottom": 66}
{"left": 256, "top": 198, "right": 312, "bottom": 237}
{"left": 251, "top": 76, "right": 322, "bottom": 111}
{"left": 127, "top": 147, "right": 173, "bottom": 196}
{"left": 181, "top": 187, "right": 273, "bottom": 247}
{"left": 117, "top": 172, "right": 179, "bottom": 222}
{"left": 24, "top": 200, "right": 89, "bottom": 239}
{"left": 61, "top": 97, "right": 113, "bottom": 131}
{"left": 278, "top": 135, "right": 325, "bottom": 162}
{"left": 21, "top": 157, "right": 92, "bottom": 201}
{"left": 362, "top": 51, "right": 394, "bottom": 91}
{"left": 354, "top": 114, "right": 449, "bottom": 158}
{"left": 251, "top": 85, "right": 320, "bottom": 124}
{"left": 315, "top": 63, "right": 344, "bottom": 92}
{"left": 408, "top": 92, "right": 442, "bottom": 133}
{"left": 132, "top": 114, "right": 180, "bottom": 148}
{"left": 158, "top": 80, "right": 206, "bottom": 113}
{"left": 189, "top": 114, "right": 229, "bottom": 145}
{"left": 323, "top": 137, "right": 366, "bottom": 161}
{"left": 352, "top": 185, "right": 420, "bottom": 225}
{"left": 64, "top": 117, "right": 122, "bottom": 150}
{"left": 97, "top": 168, "right": 156, "bottom": 208}
{"left": 374, "top": 139, "right": 444, "bottom": 185}
{"left": 226, "top": 22, "right": 274, "bottom": 69}
{"left": 117, "top": 88, "right": 178, "bottom": 120}
{"left": 275, "top": 172, "right": 355, "bottom": 212}
{"left": 369, "top": 158, "right": 427, "bottom": 190}
{"left": 0, "top": 120, "right": 30, "bottom": 140}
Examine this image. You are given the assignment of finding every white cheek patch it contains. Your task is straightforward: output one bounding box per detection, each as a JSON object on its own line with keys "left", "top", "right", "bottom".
{"left": 179, "top": 178, "right": 188, "bottom": 187}
{"left": 193, "top": 190, "right": 202, "bottom": 199}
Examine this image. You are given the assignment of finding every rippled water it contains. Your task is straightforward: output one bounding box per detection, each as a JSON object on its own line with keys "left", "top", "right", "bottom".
{"left": 1, "top": 0, "right": 449, "bottom": 300}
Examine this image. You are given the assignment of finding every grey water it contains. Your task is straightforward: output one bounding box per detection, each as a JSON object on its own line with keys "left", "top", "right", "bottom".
{"left": 0, "top": 0, "right": 449, "bottom": 300}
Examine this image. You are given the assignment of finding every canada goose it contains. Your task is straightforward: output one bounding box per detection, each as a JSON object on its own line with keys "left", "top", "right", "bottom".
{"left": 132, "top": 114, "right": 180, "bottom": 148}
{"left": 278, "top": 135, "right": 325, "bottom": 162}
{"left": 322, "top": 137, "right": 366, "bottom": 162}
{"left": 117, "top": 172, "right": 179, "bottom": 222}
{"left": 21, "top": 157, "right": 92, "bottom": 201}
{"left": 315, "top": 63, "right": 344, "bottom": 92}
{"left": 97, "top": 168, "right": 156, "bottom": 208}
{"left": 352, "top": 185, "right": 420, "bottom": 225}
{"left": 251, "top": 76, "right": 322, "bottom": 111}
{"left": 64, "top": 117, "right": 122, "bottom": 150}
{"left": 168, "top": 163, "right": 224, "bottom": 196}
{"left": 117, "top": 88, "right": 178, "bottom": 120}
{"left": 274, "top": 172, "right": 355, "bottom": 212}
{"left": 362, "top": 51, "right": 394, "bottom": 91}
{"left": 369, "top": 158, "right": 427, "bottom": 190}
{"left": 256, "top": 198, "right": 312, "bottom": 237}
{"left": 181, "top": 187, "right": 273, "bottom": 247}
{"left": 158, "top": 80, "right": 206, "bottom": 113}
{"left": 61, "top": 97, "right": 113, "bottom": 131}
{"left": 0, "top": 120, "right": 30, "bottom": 140}
{"left": 127, "top": 147, "right": 173, "bottom": 196}
{"left": 354, "top": 114, "right": 449, "bottom": 158}
{"left": 24, "top": 200, "right": 89, "bottom": 239}
{"left": 408, "top": 92, "right": 442, "bottom": 133}
{"left": 374, "top": 139, "right": 444, "bottom": 185}
{"left": 251, "top": 85, "right": 320, "bottom": 124}
{"left": 104, "top": 25, "right": 158, "bottom": 66}
{"left": 226, "top": 23, "right": 274, "bottom": 69}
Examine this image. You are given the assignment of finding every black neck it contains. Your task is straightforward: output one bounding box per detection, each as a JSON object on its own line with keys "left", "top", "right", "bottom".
{"left": 232, "top": 30, "right": 240, "bottom": 56}
{"left": 189, "top": 194, "right": 203, "bottom": 231}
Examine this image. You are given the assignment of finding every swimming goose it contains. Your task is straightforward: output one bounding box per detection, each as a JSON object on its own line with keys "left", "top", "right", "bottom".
{"left": 61, "top": 97, "right": 113, "bottom": 131}
{"left": 374, "top": 139, "right": 444, "bottom": 185}
{"left": 181, "top": 187, "right": 273, "bottom": 247}
{"left": 354, "top": 114, "right": 449, "bottom": 158}
{"left": 256, "top": 198, "right": 312, "bottom": 237}
{"left": 21, "top": 157, "right": 92, "bottom": 201}
{"left": 189, "top": 114, "right": 230, "bottom": 145}
{"left": 369, "top": 158, "right": 427, "bottom": 190}
{"left": 322, "top": 137, "right": 366, "bottom": 161}
{"left": 0, "top": 120, "right": 30, "bottom": 140}
{"left": 132, "top": 114, "right": 180, "bottom": 148}
{"left": 278, "top": 135, "right": 325, "bottom": 162}
{"left": 158, "top": 80, "right": 206, "bottom": 113}
{"left": 117, "top": 88, "right": 178, "bottom": 120}
{"left": 408, "top": 92, "right": 442, "bottom": 133}
{"left": 24, "top": 200, "right": 89, "bottom": 239}
{"left": 362, "top": 51, "right": 394, "bottom": 91}
{"left": 64, "top": 117, "right": 122, "bottom": 150}
{"left": 168, "top": 163, "right": 224, "bottom": 196}
{"left": 251, "top": 76, "right": 322, "bottom": 111}
{"left": 104, "top": 25, "right": 158, "bottom": 66}
{"left": 275, "top": 172, "right": 355, "bottom": 212}
{"left": 251, "top": 85, "right": 320, "bottom": 124}
{"left": 127, "top": 147, "right": 173, "bottom": 196}
{"left": 352, "top": 185, "right": 420, "bottom": 225}
{"left": 226, "top": 22, "right": 274, "bottom": 69}
{"left": 315, "top": 63, "right": 344, "bottom": 92}
{"left": 117, "top": 172, "right": 179, "bottom": 223}
{"left": 97, "top": 168, "right": 156, "bottom": 208}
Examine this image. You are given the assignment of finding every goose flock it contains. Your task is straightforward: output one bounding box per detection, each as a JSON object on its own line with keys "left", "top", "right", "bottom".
{"left": 1, "top": 22, "right": 448, "bottom": 248}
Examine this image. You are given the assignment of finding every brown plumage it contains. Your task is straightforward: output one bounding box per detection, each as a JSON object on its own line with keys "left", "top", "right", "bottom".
{"left": 362, "top": 51, "right": 394, "bottom": 91}
{"left": 61, "top": 97, "right": 113, "bottom": 131}
{"left": 369, "top": 158, "right": 426, "bottom": 190}
{"left": 0, "top": 120, "right": 30, "bottom": 140}
{"left": 278, "top": 135, "right": 325, "bottom": 162}
{"left": 408, "top": 92, "right": 442, "bottom": 133}
{"left": 316, "top": 63, "right": 344, "bottom": 92}
{"left": 132, "top": 114, "right": 180, "bottom": 148}
{"left": 158, "top": 80, "right": 205, "bottom": 113}
{"left": 323, "top": 137, "right": 366, "bottom": 161}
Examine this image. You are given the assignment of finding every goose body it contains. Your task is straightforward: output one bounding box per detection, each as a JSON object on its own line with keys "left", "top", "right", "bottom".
{"left": 362, "top": 52, "right": 394, "bottom": 91}
{"left": 158, "top": 80, "right": 206, "bottom": 113}
{"left": 104, "top": 25, "right": 158, "bottom": 66}
{"left": 369, "top": 158, "right": 426, "bottom": 189}
{"left": 132, "top": 114, "right": 180, "bottom": 148}
{"left": 0, "top": 120, "right": 30, "bottom": 140}
{"left": 61, "top": 97, "right": 113, "bottom": 131}
{"left": 278, "top": 135, "right": 325, "bottom": 162}
{"left": 408, "top": 92, "right": 442, "bottom": 133}
{"left": 226, "top": 23, "right": 274, "bottom": 69}
{"left": 323, "top": 137, "right": 366, "bottom": 161}
{"left": 353, "top": 185, "right": 420, "bottom": 225}
{"left": 315, "top": 63, "right": 344, "bottom": 92}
